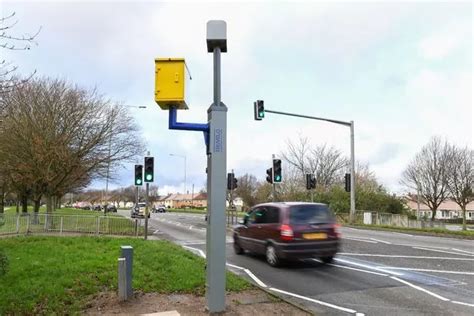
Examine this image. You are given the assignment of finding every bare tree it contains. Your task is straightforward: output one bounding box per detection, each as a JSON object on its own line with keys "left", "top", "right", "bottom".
{"left": 401, "top": 137, "right": 451, "bottom": 221}
{"left": 234, "top": 173, "right": 258, "bottom": 209}
{"left": 0, "top": 12, "right": 41, "bottom": 99}
{"left": 0, "top": 78, "right": 143, "bottom": 216}
{"left": 281, "top": 135, "right": 348, "bottom": 189}
{"left": 447, "top": 146, "right": 473, "bottom": 230}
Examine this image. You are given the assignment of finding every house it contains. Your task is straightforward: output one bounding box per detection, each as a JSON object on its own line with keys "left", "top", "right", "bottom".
{"left": 162, "top": 193, "right": 207, "bottom": 209}
{"left": 406, "top": 197, "right": 474, "bottom": 220}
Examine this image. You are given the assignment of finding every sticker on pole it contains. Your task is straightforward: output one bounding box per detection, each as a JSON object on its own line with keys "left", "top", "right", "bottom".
{"left": 214, "top": 128, "right": 223, "bottom": 152}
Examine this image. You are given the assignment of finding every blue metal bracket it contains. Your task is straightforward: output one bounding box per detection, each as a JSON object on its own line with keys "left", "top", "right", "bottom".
{"left": 168, "top": 107, "right": 210, "bottom": 147}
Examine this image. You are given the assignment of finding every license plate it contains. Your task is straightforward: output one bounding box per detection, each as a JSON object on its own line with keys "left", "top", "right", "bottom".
{"left": 303, "top": 233, "right": 327, "bottom": 240}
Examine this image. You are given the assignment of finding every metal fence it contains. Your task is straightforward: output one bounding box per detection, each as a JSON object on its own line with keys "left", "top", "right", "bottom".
{"left": 363, "top": 212, "right": 445, "bottom": 229}
{"left": 0, "top": 213, "right": 143, "bottom": 236}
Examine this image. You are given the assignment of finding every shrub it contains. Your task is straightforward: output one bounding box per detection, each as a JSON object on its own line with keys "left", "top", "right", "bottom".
{"left": 0, "top": 250, "right": 8, "bottom": 276}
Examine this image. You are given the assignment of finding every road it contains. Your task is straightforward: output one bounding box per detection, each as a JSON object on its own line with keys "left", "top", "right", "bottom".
{"left": 119, "top": 210, "right": 474, "bottom": 316}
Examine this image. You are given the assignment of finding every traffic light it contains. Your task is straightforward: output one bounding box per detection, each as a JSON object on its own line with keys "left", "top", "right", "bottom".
{"left": 273, "top": 159, "right": 282, "bottom": 183}
{"left": 254, "top": 100, "right": 264, "bottom": 120}
{"left": 144, "top": 157, "right": 154, "bottom": 182}
{"left": 306, "top": 174, "right": 316, "bottom": 190}
{"left": 266, "top": 168, "right": 273, "bottom": 184}
{"left": 345, "top": 173, "right": 351, "bottom": 192}
{"left": 227, "top": 173, "right": 238, "bottom": 190}
{"left": 134, "top": 165, "right": 143, "bottom": 186}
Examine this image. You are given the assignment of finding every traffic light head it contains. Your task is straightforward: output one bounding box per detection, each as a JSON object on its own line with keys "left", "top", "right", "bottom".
{"left": 144, "top": 157, "right": 154, "bottom": 182}
{"left": 266, "top": 168, "right": 273, "bottom": 184}
{"left": 345, "top": 173, "right": 351, "bottom": 192}
{"left": 134, "top": 165, "right": 143, "bottom": 186}
{"left": 273, "top": 159, "right": 282, "bottom": 183}
{"left": 310, "top": 174, "right": 316, "bottom": 189}
{"left": 227, "top": 173, "right": 239, "bottom": 190}
{"left": 254, "top": 100, "right": 264, "bottom": 120}
{"left": 306, "top": 174, "right": 312, "bottom": 190}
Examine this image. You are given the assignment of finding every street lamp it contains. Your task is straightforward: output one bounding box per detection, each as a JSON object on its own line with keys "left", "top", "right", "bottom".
{"left": 103, "top": 105, "right": 147, "bottom": 214}
{"left": 169, "top": 153, "right": 187, "bottom": 194}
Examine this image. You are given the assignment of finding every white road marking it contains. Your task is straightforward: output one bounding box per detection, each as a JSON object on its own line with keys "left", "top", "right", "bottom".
{"left": 413, "top": 247, "right": 474, "bottom": 257}
{"left": 338, "top": 253, "right": 474, "bottom": 261}
{"left": 343, "top": 237, "right": 378, "bottom": 244}
{"left": 226, "top": 263, "right": 246, "bottom": 270}
{"left": 380, "top": 267, "right": 474, "bottom": 275}
{"left": 269, "top": 287, "right": 361, "bottom": 314}
{"left": 452, "top": 301, "right": 474, "bottom": 307}
{"left": 452, "top": 248, "right": 474, "bottom": 255}
{"left": 182, "top": 246, "right": 206, "bottom": 258}
{"left": 327, "top": 262, "right": 388, "bottom": 276}
{"left": 244, "top": 269, "right": 267, "bottom": 288}
{"left": 334, "top": 258, "right": 404, "bottom": 276}
{"left": 369, "top": 238, "right": 392, "bottom": 244}
{"left": 390, "top": 276, "right": 450, "bottom": 301}
{"left": 390, "top": 231, "right": 413, "bottom": 237}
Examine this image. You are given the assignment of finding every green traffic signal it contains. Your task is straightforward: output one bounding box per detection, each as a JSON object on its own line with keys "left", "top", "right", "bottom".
{"left": 136, "top": 179, "right": 142, "bottom": 185}
{"left": 146, "top": 174, "right": 153, "bottom": 181}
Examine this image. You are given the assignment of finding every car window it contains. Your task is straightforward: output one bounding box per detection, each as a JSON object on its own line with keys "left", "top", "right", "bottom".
{"left": 289, "top": 205, "right": 333, "bottom": 224}
{"left": 248, "top": 208, "right": 266, "bottom": 224}
{"left": 264, "top": 206, "right": 280, "bottom": 223}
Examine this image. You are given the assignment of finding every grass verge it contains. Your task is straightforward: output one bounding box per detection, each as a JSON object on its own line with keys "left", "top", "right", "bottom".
{"left": 0, "top": 236, "right": 251, "bottom": 315}
{"left": 349, "top": 224, "right": 474, "bottom": 239}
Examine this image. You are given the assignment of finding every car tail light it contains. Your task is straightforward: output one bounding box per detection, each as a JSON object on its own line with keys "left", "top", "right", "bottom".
{"left": 280, "top": 224, "right": 294, "bottom": 241}
{"left": 332, "top": 223, "right": 341, "bottom": 238}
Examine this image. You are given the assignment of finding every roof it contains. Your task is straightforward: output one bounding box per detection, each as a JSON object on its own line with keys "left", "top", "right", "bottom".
{"left": 254, "top": 202, "right": 328, "bottom": 208}
{"left": 405, "top": 199, "right": 474, "bottom": 211}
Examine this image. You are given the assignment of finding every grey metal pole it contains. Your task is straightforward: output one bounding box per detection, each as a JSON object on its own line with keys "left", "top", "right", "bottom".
{"left": 206, "top": 45, "right": 227, "bottom": 313}
{"left": 104, "top": 133, "right": 112, "bottom": 216}
{"left": 350, "top": 121, "right": 356, "bottom": 224}
{"left": 184, "top": 155, "right": 187, "bottom": 194}
{"left": 145, "top": 182, "right": 149, "bottom": 240}
{"left": 135, "top": 186, "right": 138, "bottom": 206}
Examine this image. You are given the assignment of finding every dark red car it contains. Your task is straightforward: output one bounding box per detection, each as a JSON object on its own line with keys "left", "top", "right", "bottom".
{"left": 233, "top": 202, "right": 340, "bottom": 267}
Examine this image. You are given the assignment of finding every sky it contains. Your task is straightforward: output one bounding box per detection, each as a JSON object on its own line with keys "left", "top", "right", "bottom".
{"left": 2, "top": 0, "right": 472, "bottom": 196}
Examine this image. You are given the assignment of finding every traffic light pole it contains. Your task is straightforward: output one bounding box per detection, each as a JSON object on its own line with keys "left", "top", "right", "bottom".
{"left": 264, "top": 109, "right": 356, "bottom": 224}
{"left": 145, "top": 182, "right": 149, "bottom": 240}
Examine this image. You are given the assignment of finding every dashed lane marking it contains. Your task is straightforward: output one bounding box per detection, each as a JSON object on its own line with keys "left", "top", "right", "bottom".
{"left": 334, "top": 258, "right": 404, "bottom": 276}
{"left": 343, "top": 237, "right": 377, "bottom": 244}
{"left": 378, "top": 267, "right": 474, "bottom": 276}
{"left": 412, "top": 247, "right": 474, "bottom": 257}
{"left": 390, "top": 276, "right": 450, "bottom": 301}
{"left": 337, "top": 253, "right": 474, "bottom": 261}
{"left": 369, "top": 238, "right": 392, "bottom": 244}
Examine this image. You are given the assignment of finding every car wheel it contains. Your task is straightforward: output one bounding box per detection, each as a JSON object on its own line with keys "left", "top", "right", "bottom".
{"left": 266, "top": 244, "right": 280, "bottom": 267}
{"left": 234, "top": 238, "right": 244, "bottom": 255}
{"left": 321, "top": 256, "right": 334, "bottom": 264}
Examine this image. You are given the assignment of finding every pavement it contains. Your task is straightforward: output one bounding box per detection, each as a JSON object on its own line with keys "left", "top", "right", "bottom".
{"left": 118, "top": 210, "right": 474, "bottom": 316}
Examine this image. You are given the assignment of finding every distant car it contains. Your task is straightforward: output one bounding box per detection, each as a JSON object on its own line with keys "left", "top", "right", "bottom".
{"left": 233, "top": 202, "right": 340, "bottom": 267}
{"left": 152, "top": 205, "right": 166, "bottom": 213}
{"left": 105, "top": 205, "right": 117, "bottom": 213}
{"left": 92, "top": 205, "right": 102, "bottom": 211}
{"left": 131, "top": 203, "right": 150, "bottom": 218}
